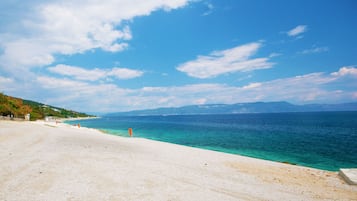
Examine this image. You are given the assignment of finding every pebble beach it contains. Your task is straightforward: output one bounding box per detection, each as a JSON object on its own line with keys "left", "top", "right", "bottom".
{"left": 0, "top": 120, "right": 356, "bottom": 201}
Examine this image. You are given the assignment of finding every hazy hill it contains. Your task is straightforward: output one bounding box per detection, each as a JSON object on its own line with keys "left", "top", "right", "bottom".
{"left": 107, "top": 101, "right": 357, "bottom": 116}
{"left": 0, "top": 93, "right": 93, "bottom": 120}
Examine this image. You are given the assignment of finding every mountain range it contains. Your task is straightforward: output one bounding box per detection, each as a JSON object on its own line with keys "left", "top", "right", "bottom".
{"left": 107, "top": 101, "right": 357, "bottom": 116}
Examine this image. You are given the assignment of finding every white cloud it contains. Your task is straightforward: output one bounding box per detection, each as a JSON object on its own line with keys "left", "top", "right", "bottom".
{"left": 109, "top": 67, "right": 144, "bottom": 79}
{"left": 331, "top": 66, "right": 357, "bottom": 77}
{"left": 129, "top": 67, "right": 356, "bottom": 107}
{"left": 242, "top": 82, "right": 262, "bottom": 89}
{"left": 103, "top": 43, "right": 129, "bottom": 52}
{"left": 1, "top": 39, "right": 55, "bottom": 68}
{"left": 146, "top": 67, "right": 357, "bottom": 108}
{"left": 131, "top": 68, "right": 357, "bottom": 108}
{"left": 252, "top": 73, "right": 336, "bottom": 102}
{"left": 0, "top": 76, "right": 13, "bottom": 84}
{"left": 48, "top": 64, "right": 144, "bottom": 81}
{"left": 300, "top": 46, "right": 329, "bottom": 54}
{"left": 37, "top": 76, "right": 89, "bottom": 89}
{"left": 176, "top": 42, "right": 274, "bottom": 78}
{"left": 268, "top": 53, "right": 281, "bottom": 58}
{"left": 2, "top": 65, "right": 356, "bottom": 113}
{"left": 0, "top": 0, "right": 192, "bottom": 71}
{"left": 287, "top": 25, "right": 307, "bottom": 37}
{"left": 48, "top": 65, "right": 106, "bottom": 81}
{"left": 0, "top": 76, "right": 14, "bottom": 92}
{"left": 35, "top": 76, "right": 133, "bottom": 111}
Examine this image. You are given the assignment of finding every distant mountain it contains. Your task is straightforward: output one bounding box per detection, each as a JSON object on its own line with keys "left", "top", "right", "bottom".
{"left": 106, "top": 101, "right": 357, "bottom": 116}
{"left": 0, "top": 93, "right": 94, "bottom": 120}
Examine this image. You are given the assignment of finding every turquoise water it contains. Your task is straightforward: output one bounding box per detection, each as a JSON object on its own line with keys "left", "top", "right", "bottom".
{"left": 66, "top": 112, "right": 357, "bottom": 171}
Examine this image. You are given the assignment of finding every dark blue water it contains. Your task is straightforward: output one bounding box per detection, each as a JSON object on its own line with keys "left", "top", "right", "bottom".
{"left": 67, "top": 112, "right": 357, "bottom": 171}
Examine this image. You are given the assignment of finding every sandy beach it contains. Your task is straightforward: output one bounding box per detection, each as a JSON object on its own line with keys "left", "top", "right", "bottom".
{"left": 0, "top": 121, "right": 356, "bottom": 201}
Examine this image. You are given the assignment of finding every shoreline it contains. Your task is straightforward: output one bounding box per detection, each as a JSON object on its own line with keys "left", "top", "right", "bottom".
{"left": 62, "top": 119, "right": 350, "bottom": 172}
{"left": 57, "top": 116, "right": 100, "bottom": 122}
{"left": 1, "top": 120, "right": 356, "bottom": 200}
{"left": 99, "top": 129, "right": 326, "bottom": 171}
{"left": 67, "top": 122, "right": 311, "bottom": 171}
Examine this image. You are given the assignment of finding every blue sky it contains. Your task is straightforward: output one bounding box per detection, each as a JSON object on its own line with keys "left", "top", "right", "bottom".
{"left": 1, "top": 0, "right": 357, "bottom": 113}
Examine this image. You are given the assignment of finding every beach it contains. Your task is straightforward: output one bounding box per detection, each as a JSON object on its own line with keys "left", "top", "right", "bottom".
{"left": 0, "top": 121, "right": 356, "bottom": 201}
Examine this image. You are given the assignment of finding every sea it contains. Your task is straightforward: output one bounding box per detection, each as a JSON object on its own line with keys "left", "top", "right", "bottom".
{"left": 66, "top": 111, "right": 357, "bottom": 171}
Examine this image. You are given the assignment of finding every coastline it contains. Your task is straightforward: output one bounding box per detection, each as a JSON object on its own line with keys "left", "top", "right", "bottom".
{"left": 1, "top": 120, "right": 356, "bottom": 200}
{"left": 64, "top": 114, "right": 357, "bottom": 172}
{"left": 59, "top": 116, "right": 101, "bottom": 122}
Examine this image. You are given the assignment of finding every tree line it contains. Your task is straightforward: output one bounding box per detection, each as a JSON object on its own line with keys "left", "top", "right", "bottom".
{"left": 0, "top": 93, "right": 92, "bottom": 120}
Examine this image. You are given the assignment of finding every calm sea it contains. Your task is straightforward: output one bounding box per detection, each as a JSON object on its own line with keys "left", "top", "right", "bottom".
{"left": 66, "top": 112, "right": 357, "bottom": 171}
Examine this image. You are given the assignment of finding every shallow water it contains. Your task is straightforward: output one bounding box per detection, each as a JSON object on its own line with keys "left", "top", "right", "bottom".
{"left": 67, "top": 111, "right": 357, "bottom": 171}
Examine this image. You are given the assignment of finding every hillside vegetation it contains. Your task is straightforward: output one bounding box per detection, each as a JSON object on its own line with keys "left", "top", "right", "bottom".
{"left": 0, "top": 93, "right": 93, "bottom": 120}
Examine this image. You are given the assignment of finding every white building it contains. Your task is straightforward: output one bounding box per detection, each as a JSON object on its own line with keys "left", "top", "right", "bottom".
{"left": 25, "top": 113, "right": 30, "bottom": 121}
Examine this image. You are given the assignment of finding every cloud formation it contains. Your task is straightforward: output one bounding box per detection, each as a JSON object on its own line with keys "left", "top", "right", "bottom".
{"left": 287, "top": 25, "right": 307, "bottom": 37}
{"left": 48, "top": 64, "right": 144, "bottom": 81}
{"left": 2, "top": 66, "right": 355, "bottom": 112}
{"left": 299, "top": 46, "right": 329, "bottom": 54}
{"left": 176, "top": 42, "right": 273, "bottom": 78}
{"left": 0, "top": 2, "right": 355, "bottom": 113}
{"left": 0, "top": 76, "right": 14, "bottom": 89}
{"left": 331, "top": 66, "right": 357, "bottom": 77}
{"left": 0, "top": 0, "right": 191, "bottom": 71}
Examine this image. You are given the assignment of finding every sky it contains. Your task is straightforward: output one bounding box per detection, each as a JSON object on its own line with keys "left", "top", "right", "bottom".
{"left": 0, "top": 0, "right": 357, "bottom": 113}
